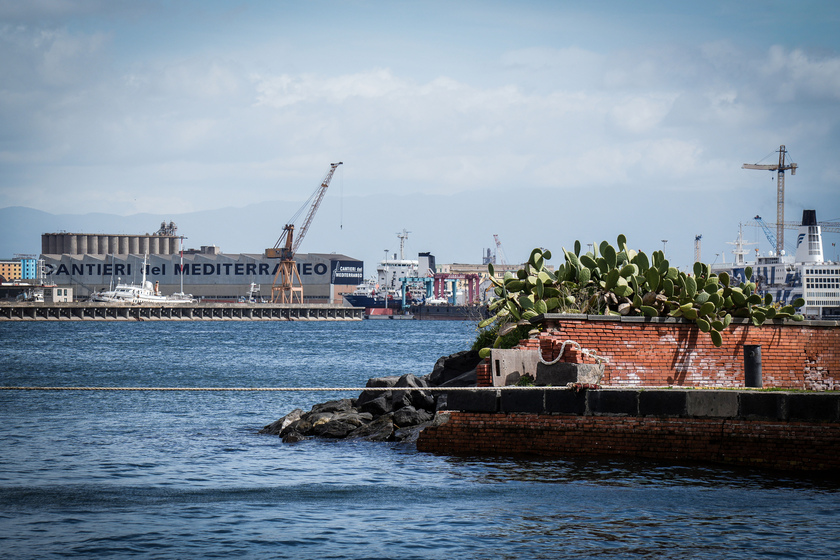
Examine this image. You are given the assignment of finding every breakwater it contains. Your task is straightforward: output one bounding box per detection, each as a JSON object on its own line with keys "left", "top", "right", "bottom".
{"left": 0, "top": 302, "right": 363, "bottom": 321}
{"left": 418, "top": 388, "right": 840, "bottom": 471}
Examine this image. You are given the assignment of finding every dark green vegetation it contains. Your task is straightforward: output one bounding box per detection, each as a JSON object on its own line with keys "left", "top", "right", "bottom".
{"left": 478, "top": 235, "right": 804, "bottom": 357}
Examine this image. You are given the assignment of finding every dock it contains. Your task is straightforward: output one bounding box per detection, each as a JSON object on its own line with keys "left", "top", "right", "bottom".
{"left": 0, "top": 302, "right": 364, "bottom": 321}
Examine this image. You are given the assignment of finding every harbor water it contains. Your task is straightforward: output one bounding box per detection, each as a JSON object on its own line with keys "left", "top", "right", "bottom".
{"left": 1, "top": 321, "right": 839, "bottom": 559}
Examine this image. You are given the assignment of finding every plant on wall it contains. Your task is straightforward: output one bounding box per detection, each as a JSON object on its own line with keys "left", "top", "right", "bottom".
{"left": 478, "top": 234, "right": 804, "bottom": 357}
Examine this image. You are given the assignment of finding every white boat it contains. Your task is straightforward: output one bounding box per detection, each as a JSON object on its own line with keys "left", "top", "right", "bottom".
{"left": 712, "top": 209, "right": 839, "bottom": 319}
{"left": 90, "top": 254, "right": 195, "bottom": 304}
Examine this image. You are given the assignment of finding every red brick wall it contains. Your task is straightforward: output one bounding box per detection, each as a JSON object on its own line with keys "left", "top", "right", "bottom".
{"left": 512, "top": 318, "right": 840, "bottom": 390}
{"left": 417, "top": 412, "right": 840, "bottom": 471}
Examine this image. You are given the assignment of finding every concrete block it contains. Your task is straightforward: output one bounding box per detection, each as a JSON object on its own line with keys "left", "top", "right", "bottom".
{"left": 447, "top": 390, "right": 498, "bottom": 413}
{"left": 544, "top": 389, "right": 587, "bottom": 415}
{"left": 500, "top": 389, "right": 546, "bottom": 413}
{"left": 639, "top": 390, "right": 687, "bottom": 417}
{"left": 587, "top": 390, "right": 638, "bottom": 416}
{"left": 787, "top": 393, "right": 840, "bottom": 422}
{"left": 489, "top": 349, "right": 541, "bottom": 387}
{"left": 738, "top": 392, "right": 786, "bottom": 420}
{"left": 534, "top": 362, "right": 578, "bottom": 386}
{"left": 685, "top": 391, "right": 738, "bottom": 418}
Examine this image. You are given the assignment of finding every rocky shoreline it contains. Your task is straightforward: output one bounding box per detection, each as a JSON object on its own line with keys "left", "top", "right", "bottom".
{"left": 259, "top": 350, "right": 482, "bottom": 443}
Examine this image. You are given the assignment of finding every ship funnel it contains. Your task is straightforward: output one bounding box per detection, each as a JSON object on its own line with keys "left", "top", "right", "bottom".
{"left": 794, "top": 209, "right": 824, "bottom": 264}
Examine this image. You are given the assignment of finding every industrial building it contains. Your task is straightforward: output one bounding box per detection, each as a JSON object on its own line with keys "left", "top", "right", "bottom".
{"left": 39, "top": 230, "right": 364, "bottom": 304}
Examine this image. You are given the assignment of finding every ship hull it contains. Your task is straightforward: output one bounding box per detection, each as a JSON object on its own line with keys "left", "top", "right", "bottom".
{"left": 343, "top": 294, "right": 402, "bottom": 310}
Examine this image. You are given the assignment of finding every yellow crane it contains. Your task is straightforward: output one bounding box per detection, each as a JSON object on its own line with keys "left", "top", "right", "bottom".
{"left": 266, "top": 162, "right": 343, "bottom": 303}
{"left": 742, "top": 145, "right": 797, "bottom": 256}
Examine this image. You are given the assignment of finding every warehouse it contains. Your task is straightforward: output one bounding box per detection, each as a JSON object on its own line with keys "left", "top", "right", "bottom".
{"left": 40, "top": 231, "right": 363, "bottom": 304}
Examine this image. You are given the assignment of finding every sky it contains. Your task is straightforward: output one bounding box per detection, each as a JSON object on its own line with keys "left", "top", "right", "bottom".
{"left": 2, "top": 0, "right": 840, "bottom": 271}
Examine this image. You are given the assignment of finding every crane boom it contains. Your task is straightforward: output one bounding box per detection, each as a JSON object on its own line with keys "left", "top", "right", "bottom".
{"left": 266, "top": 162, "right": 343, "bottom": 303}
{"left": 293, "top": 162, "right": 343, "bottom": 254}
{"left": 742, "top": 145, "right": 797, "bottom": 255}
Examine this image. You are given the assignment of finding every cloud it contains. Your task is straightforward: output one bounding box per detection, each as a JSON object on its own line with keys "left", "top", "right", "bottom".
{"left": 764, "top": 45, "right": 840, "bottom": 102}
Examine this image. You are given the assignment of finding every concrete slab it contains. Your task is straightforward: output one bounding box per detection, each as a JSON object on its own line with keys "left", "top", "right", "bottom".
{"left": 685, "top": 391, "right": 738, "bottom": 418}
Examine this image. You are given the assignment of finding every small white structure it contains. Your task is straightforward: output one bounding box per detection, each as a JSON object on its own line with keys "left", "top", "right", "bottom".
{"left": 45, "top": 287, "right": 73, "bottom": 303}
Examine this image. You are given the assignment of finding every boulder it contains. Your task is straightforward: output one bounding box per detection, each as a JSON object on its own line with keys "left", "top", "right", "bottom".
{"left": 266, "top": 351, "right": 479, "bottom": 444}
{"left": 359, "top": 395, "right": 391, "bottom": 416}
{"left": 281, "top": 430, "right": 309, "bottom": 443}
{"left": 393, "top": 405, "right": 433, "bottom": 427}
{"left": 312, "top": 419, "right": 361, "bottom": 438}
{"left": 394, "top": 374, "right": 435, "bottom": 412}
{"left": 436, "top": 368, "right": 477, "bottom": 388}
{"left": 356, "top": 376, "right": 399, "bottom": 408}
{"left": 347, "top": 413, "right": 396, "bottom": 441}
{"left": 259, "top": 408, "right": 303, "bottom": 435}
{"left": 310, "top": 399, "right": 354, "bottom": 415}
{"left": 425, "top": 350, "right": 482, "bottom": 386}
{"left": 394, "top": 420, "right": 434, "bottom": 443}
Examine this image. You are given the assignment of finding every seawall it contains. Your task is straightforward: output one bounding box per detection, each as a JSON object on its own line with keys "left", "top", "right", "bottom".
{"left": 417, "top": 388, "right": 840, "bottom": 471}
{"left": 0, "top": 302, "right": 363, "bottom": 321}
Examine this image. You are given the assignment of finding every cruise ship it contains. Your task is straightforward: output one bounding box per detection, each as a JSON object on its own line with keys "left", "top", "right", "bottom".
{"left": 712, "top": 210, "right": 840, "bottom": 319}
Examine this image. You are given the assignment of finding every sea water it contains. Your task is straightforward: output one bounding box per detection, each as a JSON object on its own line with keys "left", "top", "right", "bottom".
{"left": 1, "top": 320, "right": 838, "bottom": 559}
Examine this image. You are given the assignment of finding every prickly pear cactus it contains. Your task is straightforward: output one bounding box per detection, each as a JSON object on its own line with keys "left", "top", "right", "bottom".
{"left": 479, "top": 235, "right": 804, "bottom": 357}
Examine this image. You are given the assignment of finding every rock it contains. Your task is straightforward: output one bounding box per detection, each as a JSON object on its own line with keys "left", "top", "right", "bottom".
{"left": 310, "top": 399, "right": 354, "bottom": 415}
{"left": 312, "top": 419, "right": 359, "bottom": 438}
{"left": 259, "top": 408, "right": 303, "bottom": 435}
{"left": 393, "top": 405, "right": 433, "bottom": 427}
{"left": 437, "top": 368, "right": 477, "bottom": 388}
{"left": 394, "top": 420, "right": 434, "bottom": 443}
{"left": 310, "top": 411, "right": 374, "bottom": 438}
{"left": 359, "top": 395, "right": 391, "bottom": 416}
{"left": 347, "top": 413, "right": 395, "bottom": 441}
{"left": 356, "top": 376, "right": 399, "bottom": 408}
{"left": 390, "top": 390, "right": 413, "bottom": 411}
{"left": 285, "top": 411, "right": 334, "bottom": 436}
{"left": 269, "top": 351, "right": 479, "bottom": 444}
{"left": 394, "top": 374, "right": 435, "bottom": 412}
{"left": 281, "top": 430, "right": 309, "bottom": 443}
{"left": 425, "top": 351, "right": 482, "bottom": 386}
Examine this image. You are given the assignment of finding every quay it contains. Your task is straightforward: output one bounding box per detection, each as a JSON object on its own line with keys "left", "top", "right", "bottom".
{"left": 0, "top": 302, "right": 364, "bottom": 321}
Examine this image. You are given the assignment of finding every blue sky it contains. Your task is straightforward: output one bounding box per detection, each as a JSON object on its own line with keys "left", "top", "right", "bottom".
{"left": 1, "top": 0, "right": 839, "bottom": 270}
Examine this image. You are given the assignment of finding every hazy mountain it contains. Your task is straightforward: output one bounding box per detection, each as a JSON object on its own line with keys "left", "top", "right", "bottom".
{"left": 2, "top": 186, "right": 807, "bottom": 272}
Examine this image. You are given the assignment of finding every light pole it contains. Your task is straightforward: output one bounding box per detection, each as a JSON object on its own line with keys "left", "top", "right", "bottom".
{"left": 661, "top": 239, "right": 668, "bottom": 257}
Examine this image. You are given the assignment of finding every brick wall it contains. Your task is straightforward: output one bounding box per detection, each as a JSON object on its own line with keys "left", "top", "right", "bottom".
{"left": 417, "top": 412, "right": 840, "bottom": 471}
{"left": 499, "top": 315, "right": 840, "bottom": 390}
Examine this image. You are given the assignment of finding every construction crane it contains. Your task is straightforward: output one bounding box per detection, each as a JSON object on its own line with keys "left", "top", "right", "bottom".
{"left": 742, "top": 145, "right": 797, "bottom": 255}
{"left": 265, "top": 162, "right": 343, "bottom": 303}
{"left": 493, "top": 234, "right": 508, "bottom": 266}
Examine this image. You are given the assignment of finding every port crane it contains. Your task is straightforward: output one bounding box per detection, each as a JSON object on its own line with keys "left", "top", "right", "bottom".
{"left": 749, "top": 215, "right": 840, "bottom": 256}
{"left": 266, "top": 162, "right": 343, "bottom": 303}
{"left": 742, "top": 145, "right": 797, "bottom": 255}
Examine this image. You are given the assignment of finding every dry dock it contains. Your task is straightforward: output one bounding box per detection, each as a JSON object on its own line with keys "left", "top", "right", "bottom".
{"left": 0, "top": 302, "right": 363, "bottom": 321}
